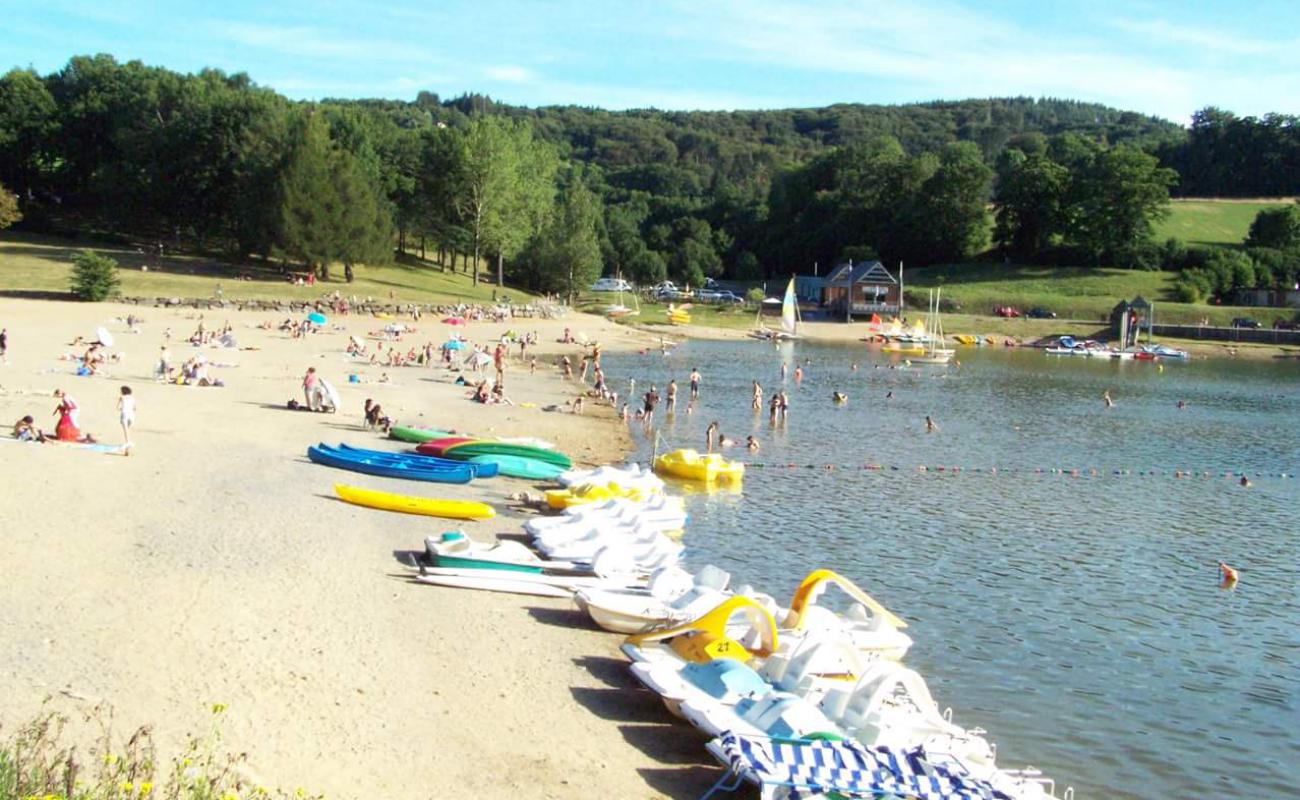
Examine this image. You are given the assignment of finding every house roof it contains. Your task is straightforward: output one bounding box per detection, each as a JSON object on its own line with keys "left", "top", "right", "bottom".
{"left": 824, "top": 260, "right": 896, "bottom": 288}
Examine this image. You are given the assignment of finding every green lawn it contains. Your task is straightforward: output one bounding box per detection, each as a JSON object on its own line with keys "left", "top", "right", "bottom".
{"left": 0, "top": 232, "right": 531, "bottom": 305}
{"left": 1152, "top": 199, "right": 1294, "bottom": 247}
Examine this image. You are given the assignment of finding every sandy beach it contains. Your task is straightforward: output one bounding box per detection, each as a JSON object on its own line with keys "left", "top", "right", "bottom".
{"left": 0, "top": 298, "right": 711, "bottom": 799}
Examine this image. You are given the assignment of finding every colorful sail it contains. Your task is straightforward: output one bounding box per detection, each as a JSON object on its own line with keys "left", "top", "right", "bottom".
{"left": 781, "top": 278, "right": 797, "bottom": 334}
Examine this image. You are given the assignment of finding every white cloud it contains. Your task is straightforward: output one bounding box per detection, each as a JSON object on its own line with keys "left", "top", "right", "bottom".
{"left": 485, "top": 65, "right": 532, "bottom": 83}
{"left": 1111, "top": 18, "right": 1291, "bottom": 57}
{"left": 628, "top": 0, "right": 1300, "bottom": 120}
{"left": 217, "top": 21, "right": 437, "bottom": 65}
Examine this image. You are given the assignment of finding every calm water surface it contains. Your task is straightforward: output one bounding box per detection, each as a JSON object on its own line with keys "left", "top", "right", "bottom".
{"left": 603, "top": 340, "right": 1299, "bottom": 799}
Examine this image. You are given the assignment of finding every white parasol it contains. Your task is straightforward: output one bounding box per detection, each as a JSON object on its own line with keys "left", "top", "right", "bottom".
{"left": 96, "top": 326, "right": 114, "bottom": 347}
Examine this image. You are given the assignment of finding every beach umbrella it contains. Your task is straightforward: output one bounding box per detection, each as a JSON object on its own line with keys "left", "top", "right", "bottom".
{"left": 308, "top": 312, "right": 328, "bottom": 325}
{"left": 442, "top": 317, "right": 466, "bottom": 325}
{"left": 466, "top": 351, "right": 492, "bottom": 368}
{"left": 96, "top": 326, "right": 114, "bottom": 347}
{"left": 442, "top": 340, "right": 465, "bottom": 351}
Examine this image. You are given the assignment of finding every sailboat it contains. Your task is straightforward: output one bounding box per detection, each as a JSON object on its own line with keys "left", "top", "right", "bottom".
{"left": 605, "top": 279, "right": 640, "bottom": 319}
{"left": 909, "top": 288, "right": 953, "bottom": 365}
{"left": 749, "top": 277, "right": 802, "bottom": 340}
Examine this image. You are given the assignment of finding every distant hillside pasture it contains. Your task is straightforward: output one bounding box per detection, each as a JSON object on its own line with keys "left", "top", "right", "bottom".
{"left": 0, "top": 234, "right": 531, "bottom": 305}
{"left": 1152, "top": 199, "right": 1295, "bottom": 247}
{"left": 906, "top": 264, "right": 1173, "bottom": 320}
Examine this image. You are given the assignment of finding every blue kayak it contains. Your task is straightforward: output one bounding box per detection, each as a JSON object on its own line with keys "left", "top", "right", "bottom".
{"left": 307, "top": 445, "right": 474, "bottom": 484}
{"left": 331, "top": 443, "right": 500, "bottom": 478}
{"left": 466, "top": 453, "right": 564, "bottom": 481}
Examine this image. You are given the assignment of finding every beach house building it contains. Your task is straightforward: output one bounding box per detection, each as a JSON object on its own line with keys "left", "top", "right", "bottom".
{"left": 821, "top": 261, "right": 900, "bottom": 320}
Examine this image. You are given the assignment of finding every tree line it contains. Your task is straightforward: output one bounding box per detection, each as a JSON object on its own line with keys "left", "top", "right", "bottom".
{"left": 0, "top": 54, "right": 1295, "bottom": 300}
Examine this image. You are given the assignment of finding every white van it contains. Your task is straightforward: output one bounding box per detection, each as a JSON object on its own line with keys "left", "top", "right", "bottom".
{"left": 590, "top": 277, "right": 634, "bottom": 292}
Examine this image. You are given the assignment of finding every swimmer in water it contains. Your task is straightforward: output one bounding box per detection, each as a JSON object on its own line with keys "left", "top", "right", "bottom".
{"left": 1103, "top": 389, "right": 1114, "bottom": 408}
{"left": 926, "top": 415, "right": 938, "bottom": 433}
{"left": 1218, "top": 561, "right": 1239, "bottom": 586}
{"left": 832, "top": 391, "right": 847, "bottom": 404}
{"left": 1239, "top": 475, "right": 1251, "bottom": 487}
{"left": 718, "top": 432, "right": 735, "bottom": 448}
{"left": 706, "top": 421, "right": 719, "bottom": 452}
{"left": 746, "top": 435, "right": 759, "bottom": 452}
{"left": 1176, "top": 400, "right": 1187, "bottom": 410}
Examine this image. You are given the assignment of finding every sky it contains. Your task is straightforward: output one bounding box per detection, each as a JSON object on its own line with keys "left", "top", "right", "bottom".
{"left": 5, "top": 0, "right": 1299, "bottom": 122}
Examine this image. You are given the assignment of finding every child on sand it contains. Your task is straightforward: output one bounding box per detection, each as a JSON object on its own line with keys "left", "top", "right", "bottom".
{"left": 117, "top": 386, "right": 135, "bottom": 452}
{"left": 13, "top": 415, "right": 48, "bottom": 442}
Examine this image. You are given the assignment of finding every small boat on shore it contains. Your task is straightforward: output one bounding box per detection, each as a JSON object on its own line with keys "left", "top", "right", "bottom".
{"left": 334, "top": 484, "right": 496, "bottom": 520}
{"left": 307, "top": 444, "right": 476, "bottom": 483}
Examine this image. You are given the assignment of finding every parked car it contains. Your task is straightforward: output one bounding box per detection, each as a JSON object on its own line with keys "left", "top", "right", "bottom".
{"left": 697, "top": 289, "right": 744, "bottom": 304}
{"left": 1231, "top": 317, "right": 1262, "bottom": 329}
{"left": 1274, "top": 318, "right": 1299, "bottom": 331}
{"left": 1026, "top": 307, "right": 1057, "bottom": 319}
{"left": 994, "top": 306, "right": 1021, "bottom": 318}
{"left": 590, "top": 277, "right": 633, "bottom": 292}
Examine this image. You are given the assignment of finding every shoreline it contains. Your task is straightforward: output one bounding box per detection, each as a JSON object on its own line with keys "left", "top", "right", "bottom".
{"left": 0, "top": 297, "right": 714, "bottom": 799}
{"left": 629, "top": 318, "right": 1300, "bottom": 360}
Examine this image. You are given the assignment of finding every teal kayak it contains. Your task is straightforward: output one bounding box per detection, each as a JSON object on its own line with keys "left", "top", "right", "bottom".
{"left": 444, "top": 441, "right": 573, "bottom": 469}
{"left": 466, "top": 453, "right": 565, "bottom": 481}
{"left": 389, "top": 426, "right": 457, "bottom": 444}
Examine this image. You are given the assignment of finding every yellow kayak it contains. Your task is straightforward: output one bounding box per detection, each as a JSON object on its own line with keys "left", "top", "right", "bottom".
{"left": 334, "top": 484, "right": 496, "bottom": 520}
{"left": 654, "top": 449, "right": 744, "bottom": 483}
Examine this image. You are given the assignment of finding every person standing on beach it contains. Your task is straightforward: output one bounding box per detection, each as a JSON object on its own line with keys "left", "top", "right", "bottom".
{"left": 303, "top": 367, "right": 319, "bottom": 411}
{"left": 117, "top": 386, "right": 135, "bottom": 452}
{"left": 752, "top": 380, "right": 763, "bottom": 411}
{"left": 689, "top": 368, "right": 701, "bottom": 401}
{"left": 666, "top": 379, "right": 678, "bottom": 414}
{"left": 0, "top": 327, "right": 8, "bottom": 364}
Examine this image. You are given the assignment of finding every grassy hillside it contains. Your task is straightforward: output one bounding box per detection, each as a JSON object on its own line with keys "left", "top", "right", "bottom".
{"left": 906, "top": 264, "right": 1172, "bottom": 320}
{"left": 0, "top": 233, "right": 529, "bottom": 305}
{"left": 1152, "top": 199, "right": 1294, "bottom": 246}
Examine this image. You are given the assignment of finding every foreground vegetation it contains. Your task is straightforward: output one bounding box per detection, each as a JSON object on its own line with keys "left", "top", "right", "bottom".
{"left": 0, "top": 704, "right": 319, "bottom": 800}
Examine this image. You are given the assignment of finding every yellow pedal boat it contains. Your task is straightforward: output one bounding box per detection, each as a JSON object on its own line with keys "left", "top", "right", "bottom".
{"left": 653, "top": 449, "right": 744, "bottom": 483}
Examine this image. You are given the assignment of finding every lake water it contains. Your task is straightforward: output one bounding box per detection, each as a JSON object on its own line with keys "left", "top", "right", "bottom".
{"left": 604, "top": 339, "right": 1299, "bottom": 799}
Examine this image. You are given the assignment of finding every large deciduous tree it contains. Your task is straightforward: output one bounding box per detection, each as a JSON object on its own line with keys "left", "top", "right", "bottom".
{"left": 455, "top": 117, "right": 557, "bottom": 285}
{"left": 1245, "top": 205, "right": 1300, "bottom": 251}
{"left": 516, "top": 178, "right": 603, "bottom": 302}
{"left": 994, "top": 149, "right": 1070, "bottom": 258}
{"left": 1069, "top": 145, "right": 1177, "bottom": 265}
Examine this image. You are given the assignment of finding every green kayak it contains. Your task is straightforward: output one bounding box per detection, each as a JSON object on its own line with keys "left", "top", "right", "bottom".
{"left": 389, "top": 426, "right": 457, "bottom": 444}
{"left": 444, "top": 441, "right": 573, "bottom": 469}
{"left": 466, "top": 454, "right": 565, "bottom": 481}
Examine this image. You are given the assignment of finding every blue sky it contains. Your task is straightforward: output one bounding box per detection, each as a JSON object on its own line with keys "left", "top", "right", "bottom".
{"left": 6, "top": 0, "right": 1298, "bottom": 122}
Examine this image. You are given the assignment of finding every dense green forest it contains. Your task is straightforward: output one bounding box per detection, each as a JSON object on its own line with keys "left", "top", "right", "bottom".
{"left": 2, "top": 54, "right": 1298, "bottom": 300}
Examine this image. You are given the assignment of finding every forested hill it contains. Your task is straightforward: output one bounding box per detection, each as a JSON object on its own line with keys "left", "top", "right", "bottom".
{"left": 3, "top": 55, "right": 1297, "bottom": 300}
{"left": 347, "top": 93, "right": 1184, "bottom": 192}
